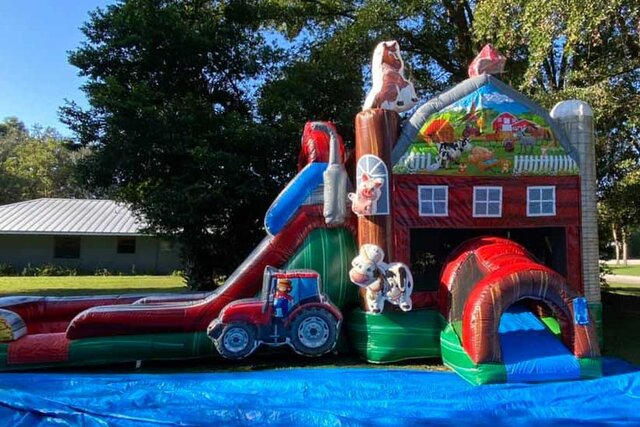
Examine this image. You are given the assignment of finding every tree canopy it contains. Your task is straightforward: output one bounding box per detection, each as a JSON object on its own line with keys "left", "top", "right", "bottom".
{"left": 62, "top": 0, "right": 288, "bottom": 289}
{"left": 0, "top": 117, "right": 86, "bottom": 204}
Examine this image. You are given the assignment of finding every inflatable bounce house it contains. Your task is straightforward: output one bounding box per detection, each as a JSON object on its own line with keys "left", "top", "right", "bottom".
{"left": 0, "top": 43, "right": 602, "bottom": 385}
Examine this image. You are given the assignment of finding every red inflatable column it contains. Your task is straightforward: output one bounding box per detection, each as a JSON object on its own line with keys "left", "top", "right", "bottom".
{"left": 354, "top": 109, "right": 398, "bottom": 309}
{"left": 354, "top": 109, "right": 398, "bottom": 258}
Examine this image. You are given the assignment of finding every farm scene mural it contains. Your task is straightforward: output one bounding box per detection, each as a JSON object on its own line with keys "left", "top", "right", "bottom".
{"left": 393, "top": 83, "right": 578, "bottom": 176}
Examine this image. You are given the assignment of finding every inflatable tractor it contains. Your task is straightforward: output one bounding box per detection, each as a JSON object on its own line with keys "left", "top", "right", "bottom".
{"left": 207, "top": 267, "right": 342, "bottom": 359}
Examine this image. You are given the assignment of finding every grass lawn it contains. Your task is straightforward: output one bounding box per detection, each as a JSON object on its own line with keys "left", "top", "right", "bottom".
{"left": 602, "top": 285, "right": 640, "bottom": 365}
{"left": 608, "top": 265, "right": 640, "bottom": 276}
{"left": 0, "top": 275, "right": 187, "bottom": 296}
{"left": 605, "top": 282, "right": 640, "bottom": 296}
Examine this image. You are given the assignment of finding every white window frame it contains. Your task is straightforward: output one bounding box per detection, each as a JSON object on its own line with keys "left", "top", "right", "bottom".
{"left": 418, "top": 185, "right": 448, "bottom": 217}
{"left": 356, "top": 154, "right": 390, "bottom": 215}
{"left": 473, "top": 186, "right": 503, "bottom": 218}
{"left": 527, "top": 186, "right": 556, "bottom": 217}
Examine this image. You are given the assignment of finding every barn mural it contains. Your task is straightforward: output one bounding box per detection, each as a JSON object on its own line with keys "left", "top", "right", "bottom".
{"left": 393, "top": 83, "right": 578, "bottom": 176}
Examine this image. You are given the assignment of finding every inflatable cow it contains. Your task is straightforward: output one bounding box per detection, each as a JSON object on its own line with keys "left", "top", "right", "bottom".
{"left": 349, "top": 244, "right": 413, "bottom": 313}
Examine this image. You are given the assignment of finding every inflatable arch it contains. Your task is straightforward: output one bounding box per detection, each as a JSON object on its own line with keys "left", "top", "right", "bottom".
{"left": 440, "top": 237, "right": 600, "bottom": 365}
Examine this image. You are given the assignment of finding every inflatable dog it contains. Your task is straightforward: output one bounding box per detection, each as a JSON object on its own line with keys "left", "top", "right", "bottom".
{"left": 363, "top": 40, "right": 418, "bottom": 112}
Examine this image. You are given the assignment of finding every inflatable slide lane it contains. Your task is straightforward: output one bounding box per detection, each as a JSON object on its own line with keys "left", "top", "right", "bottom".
{"left": 439, "top": 237, "right": 601, "bottom": 385}
{"left": 0, "top": 162, "right": 356, "bottom": 370}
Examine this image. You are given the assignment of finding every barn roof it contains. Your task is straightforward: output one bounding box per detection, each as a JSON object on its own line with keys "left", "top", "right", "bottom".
{"left": 392, "top": 74, "right": 577, "bottom": 165}
{"left": 0, "top": 198, "right": 147, "bottom": 236}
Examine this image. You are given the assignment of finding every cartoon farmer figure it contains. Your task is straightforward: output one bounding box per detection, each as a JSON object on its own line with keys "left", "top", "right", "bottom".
{"left": 273, "top": 277, "right": 294, "bottom": 318}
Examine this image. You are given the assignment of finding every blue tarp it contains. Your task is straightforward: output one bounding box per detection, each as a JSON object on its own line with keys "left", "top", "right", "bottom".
{"left": 0, "top": 361, "right": 637, "bottom": 426}
{"left": 499, "top": 305, "right": 581, "bottom": 382}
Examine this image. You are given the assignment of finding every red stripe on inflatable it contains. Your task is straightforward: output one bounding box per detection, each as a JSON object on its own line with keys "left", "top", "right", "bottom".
{"left": 8, "top": 333, "right": 69, "bottom": 365}
{"left": 0, "top": 295, "right": 144, "bottom": 328}
{"left": 273, "top": 272, "right": 320, "bottom": 279}
{"left": 27, "top": 321, "right": 71, "bottom": 334}
{"left": 438, "top": 236, "right": 517, "bottom": 315}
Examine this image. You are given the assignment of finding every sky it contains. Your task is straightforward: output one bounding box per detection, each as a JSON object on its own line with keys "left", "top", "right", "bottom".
{"left": 0, "top": 0, "right": 115, "bottom": 136}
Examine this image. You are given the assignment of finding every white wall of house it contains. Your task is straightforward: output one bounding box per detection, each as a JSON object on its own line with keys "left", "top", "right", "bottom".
{"left": 0, "top": 235, "right": 181, "bottom": 274}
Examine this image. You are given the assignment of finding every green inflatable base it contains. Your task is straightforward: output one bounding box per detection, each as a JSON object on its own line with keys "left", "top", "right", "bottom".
{"left": 440, "top": 323, "right": 602, "bottom": 385}
{"left": 440, "top": 323, "right": 507, "bottom": 385}
{"left": 346, "top": 308, "right": 444, "bottom": 363}
{"left": 0, "top": 331, "right": 216, "bottom": 371}
{"left": 285, "top": 227, "right": 358, "bottom": 310}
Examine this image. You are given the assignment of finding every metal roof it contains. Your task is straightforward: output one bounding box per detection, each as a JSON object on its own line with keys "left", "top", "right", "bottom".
{"left": 0, "top": 199, "right": 148, "bottom": 236}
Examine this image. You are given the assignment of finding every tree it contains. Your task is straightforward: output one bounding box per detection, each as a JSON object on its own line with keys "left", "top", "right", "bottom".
{"left": 62, "top": 0, "right": 284, "bottom": 290}
{"left": 473, "top": 0, "right": 640, "bottom": 258}
{"left": 256, "top": 0, "right": 481, "bottom": 152}
{"left": 0, "top": 117, "right": 28, "bottom": 139}
{"left": 0, "top": 117, "right": 85, "bottom": 204}
{"left": 599, "top": 161, "right": 640, "bottom": 265}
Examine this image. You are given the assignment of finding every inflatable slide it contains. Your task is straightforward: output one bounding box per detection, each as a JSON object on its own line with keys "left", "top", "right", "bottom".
{"left": 0, "top": 42, "right": 609, "bottom": 389}
{"left": 0, "top": 157, "right": 357, "bottom": 370}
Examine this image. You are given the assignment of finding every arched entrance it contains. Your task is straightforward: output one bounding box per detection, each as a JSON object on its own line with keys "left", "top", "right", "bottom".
{"left": 461, "top": 264, "right": 600, "bottom": 364}
{"left": 438, "top": 236, "right": 600, "bottom": 365}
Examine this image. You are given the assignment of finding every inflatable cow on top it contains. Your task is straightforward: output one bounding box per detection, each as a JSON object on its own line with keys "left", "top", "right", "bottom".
{"left": 349, "top": 244, "right": 414, "bottom": 313}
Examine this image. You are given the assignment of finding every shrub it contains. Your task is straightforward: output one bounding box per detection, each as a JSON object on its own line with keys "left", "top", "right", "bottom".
{"left": 600, "top": 262, "right": 613, "bottom": 288}
{"left": 170, "top": 269, "right": 185, "bottom": 277}
{"left": 94, "top": 267, "right": 115, "bottom": 277}
{"left": 19, "top": 263, "right": 77, "bottom": 276}
{"left": 21, "top": 263, "right": 38, "bottom": 276}
{"left": 36, "top": 264, "right": 77, "bottom": 276}
{"left": 0, "top": 263, "right": 16, "bottom": 276}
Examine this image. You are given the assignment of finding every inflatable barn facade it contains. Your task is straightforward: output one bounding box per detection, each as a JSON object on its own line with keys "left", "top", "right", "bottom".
{"left": 348, "top": 46, "right": 601, "bottom": 384}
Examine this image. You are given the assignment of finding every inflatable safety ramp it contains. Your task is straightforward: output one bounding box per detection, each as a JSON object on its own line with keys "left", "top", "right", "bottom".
{"left": 439, "top": 237, "right": 601, "bottom": 385}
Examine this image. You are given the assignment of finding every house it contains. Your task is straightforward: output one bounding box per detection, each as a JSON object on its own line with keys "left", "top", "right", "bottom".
{"left": 491, "top": 112, "right": 517, "bottom": 132}
{"left": 511, "top": 119, "right": 538, "bottom": 132}
{"left": 0, "top": 198, "right": 181, "bottom": 274}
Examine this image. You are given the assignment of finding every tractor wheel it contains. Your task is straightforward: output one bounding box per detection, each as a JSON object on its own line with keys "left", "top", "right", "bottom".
{"left": 214, "top": 322, "right": 257, "bottom": 360}
{"left": 290, "top": 308, "right": 338, "bottom": 357}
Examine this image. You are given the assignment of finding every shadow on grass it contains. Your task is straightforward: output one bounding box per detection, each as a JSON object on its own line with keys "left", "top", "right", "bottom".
{"left": 0, "top": 287, "right": 191, "bottom": 297}
{"left": 37, "top": 350, "right": 449, "bottom": 375}
{"left": 602, "top": 290, "right": 640, "bottom": 365}
{"left": 605, "top": 286, "right": 640, "bottom": 296}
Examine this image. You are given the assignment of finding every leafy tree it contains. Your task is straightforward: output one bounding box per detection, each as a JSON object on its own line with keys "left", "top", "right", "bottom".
{"left": 62, "top": 0, "right": 640, "bottom": 286}
{"left": 62, "top": 0, "right": 284, "bottom": 289}
{"left": 473, "top": 0, "right": 640, "bottom": 258}
{"left": 0, "top": 117, "right": 28, "bottom": 140}
{"left": 599, "top": 161, "right": 640, "bottom": 265}
{"left": 0, "top": 117, "right": 85, "bottom": 204}
{"left": 256, "top": 0, "right": 480, "bottom": 153}
{"left": 260, "top": 0, "right": 477, "bottom": 85}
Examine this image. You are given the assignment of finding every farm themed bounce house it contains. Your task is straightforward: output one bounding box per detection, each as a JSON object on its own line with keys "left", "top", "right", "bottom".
{"left": 0, "top": 43, "right": 603, "bottom": 385}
